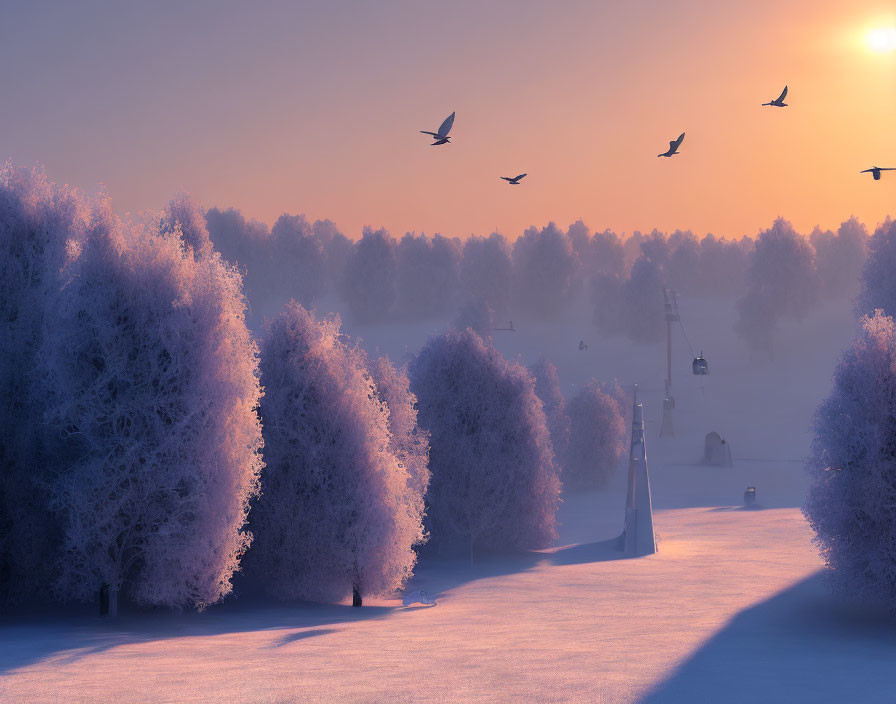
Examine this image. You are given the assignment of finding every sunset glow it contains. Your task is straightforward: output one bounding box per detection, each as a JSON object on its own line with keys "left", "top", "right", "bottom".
{"left": 868, "top": 26, "right": 896, "bottom": 52}
{"left": 0, "top": 2, "right": 894, "bottom": 242}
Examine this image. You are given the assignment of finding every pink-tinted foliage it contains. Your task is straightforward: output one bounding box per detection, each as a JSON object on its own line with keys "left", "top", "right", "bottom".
{"left": 735, "top": 218, "right": 818, "bottom": 359}
{"left": 812, "top": 217, "right": 867, "bottom": 302}
{"left": 249, "top": 303, "right": 425, "bottom": 602}
{"left": 369, "top": 356, "right": 431, "bottom": 500}
{"left": 160, "top": 192, "right": 213, "bottom": 258}
{"left": 394, "top": 233, "right": 462, "bottom": 321}
{"left": 340, "top": 227, "right": 398, "bottom": 324}
{"left": 271, "top": 213, "right": 328, "bottom": 305}
{"left": 857, "top": 218, "right": 896, "bottom": 318}
{"left": 409, "top": 330, "right": 560, "bottom": 555}
{"left": 697, "top": 233, "right": 751, "bottom": 298}
{"left": 564, "top": 380, "right": 627, "bottom": 490}
{"left": 460, "top": 233, "right": 513, "bottom": 317}
{"left": 530, "top": 356, "right": 571, "bottom": 468}
{"left": 39, "top": 207, "right": 263, "bottom": 610}
{"left": 0, "top": 164, "right": 90, "bottom": 605}
{"left": 512, "top": 223, "right": 577, "bottom": 319}
{"left": 453, "top": 297, "right": 497, "bottom": 339}
{"left": 805, "top": 311, "right": 896, "bottom": 610}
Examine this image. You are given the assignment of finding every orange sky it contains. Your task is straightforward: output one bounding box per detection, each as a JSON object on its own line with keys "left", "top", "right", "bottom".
{"left": 1, "top": 1, "right": 895, "bottom": 240}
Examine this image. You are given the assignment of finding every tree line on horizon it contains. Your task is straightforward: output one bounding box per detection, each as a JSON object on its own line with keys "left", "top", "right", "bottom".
{"left": 0, "top": 166, "right": 628, "bottom": 616}
{"left": 204, "top": 204, "right": 872, "bottom": 360}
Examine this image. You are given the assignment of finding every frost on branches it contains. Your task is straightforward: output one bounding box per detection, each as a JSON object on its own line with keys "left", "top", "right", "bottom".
{"left": 805, "top": 311, "right": 896, "bottom": 610}
{"left": 410, "top": 329, "right": 560, "bottom": 560}
{"left": 249, "top": 303, "right": 425, "bottom": 604}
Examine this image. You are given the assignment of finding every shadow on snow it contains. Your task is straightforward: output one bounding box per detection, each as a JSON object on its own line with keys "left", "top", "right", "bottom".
{"left": 639, "top": 571, "right": 896, "bottom": 704}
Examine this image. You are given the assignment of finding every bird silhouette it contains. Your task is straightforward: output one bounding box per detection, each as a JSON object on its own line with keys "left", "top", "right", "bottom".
{"left": 420, "top": 111, "right": 455, "bottom": 145}
{"left": 861, "top": 166, "right": 896, "bottom": 181}
{"left": 501, "top": 173, "right": 527, "bottom": 185}
{"left": 658, "top": 132, "right": 685, "bottom": 158}
{"left": 762, "top": 86, "right": 788, "bottom": 107}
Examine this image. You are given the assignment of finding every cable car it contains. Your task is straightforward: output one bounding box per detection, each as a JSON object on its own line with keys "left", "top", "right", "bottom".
{"left": 692, "top": 352, "right": 709, "bottom": 375}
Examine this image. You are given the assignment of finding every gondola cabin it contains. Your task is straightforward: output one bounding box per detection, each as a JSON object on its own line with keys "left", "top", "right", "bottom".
{"left": 692, "top": 354, "right": 708, "bottom": 375}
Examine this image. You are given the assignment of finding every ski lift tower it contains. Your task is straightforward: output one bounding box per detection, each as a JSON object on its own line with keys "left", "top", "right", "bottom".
{"left": 660, "top": 288, "right": 679, "bottom": 438}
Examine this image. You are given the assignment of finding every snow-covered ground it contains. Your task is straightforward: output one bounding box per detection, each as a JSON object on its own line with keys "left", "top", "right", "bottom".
{"left": 4, "top": 296, "right": 891, "bottom": 703}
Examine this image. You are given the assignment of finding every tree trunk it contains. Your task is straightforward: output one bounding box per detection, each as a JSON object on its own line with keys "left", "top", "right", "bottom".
{"left": 470, "top": 535, "right": 474, "bottom": 566}
{"left": 352, "top": 585, "right": 362, "bottom": 607}
{"left": 108, "top": 588, "right": 118, "bottom": 618}
{"left": 99, "top": 584, "right": 109, "bottom": 616}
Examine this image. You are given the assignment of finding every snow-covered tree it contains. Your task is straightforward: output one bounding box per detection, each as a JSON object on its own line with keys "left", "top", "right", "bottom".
{"left": 512, "top": 223, "right": 577, "bottom": 319}
{"left": 698, "top": 233, "right": 751, "bottom": 298}
{"left": 735, "top": 218, "right": 818, "bottom": 359}
{"left": 460, "top": 233, "right": 513, "bottom": 317}
{"left": 530, "top": 356, "right": 571, "bottom": 470}
{"left": 394, "top": 233, "right": 462, "bottom": 321}
{"left": 565, "top": 380, "right": 627, "bottom": 489}
{"left": 623, "top": 255, "right": 665, "bottom": 343}
{"left": 39, "top": 206, "right": 263, "bottom": 614}
{"left": 812, "top": 217, "right": 867, "bottom": 302}
{"left": 370, "top": 356, "right": 431, "bottom": 499}
{"left": 248, "top": 303, "right": 425, "bottom": 604}
{"left": 270, "top": 212, "right": 327, "bottom": 306}
{"left": 666, "top": 230, "right": 700, "bottom": 296}
{"left": 159, "top": 192, "right": 213, "bottom": 258}
{"left": 340, "top": 227, "right": 397, "bottom": 323}
{"left": 589, "top": 229, "right": 625, "bottom": 278}
{"left": 453, "top": 297, "right": 497, "bottom": 339}
{"left": 205, "top": 206, "right": 272, "bottom": 317}
{"left": 857, "top": 219, "right": 896, "bottom": 318}
{"left": 0, "top": 164, "right": 88, "bottom": 606}
{"left": 805, "top": 311, "right": 896, "bottom": 610}
{"left": 409, "top": 330, "right": 560, "bottom": 560}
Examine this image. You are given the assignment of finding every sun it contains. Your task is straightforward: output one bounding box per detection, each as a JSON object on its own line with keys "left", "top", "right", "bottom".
{"left": 868, "top": 26, "right": 896, "bottom": 52}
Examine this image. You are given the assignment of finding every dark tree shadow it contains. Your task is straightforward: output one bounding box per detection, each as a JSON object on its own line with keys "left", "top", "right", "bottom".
{"left": 639, "top": 572, "right": 896, "bottom": 704}
{"left": 0, "top": 599, "right": 392, "bottom": 676}
{"left": 408, "top": 536, "right": 630, "bottom": 597}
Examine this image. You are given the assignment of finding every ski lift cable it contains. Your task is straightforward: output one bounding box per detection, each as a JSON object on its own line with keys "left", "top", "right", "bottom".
{"left": 677, "top": 316, "right": 696, "bottom": 360}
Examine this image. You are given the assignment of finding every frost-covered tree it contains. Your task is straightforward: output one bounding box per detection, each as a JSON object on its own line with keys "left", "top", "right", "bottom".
{"left": 512, "top": 223, "right": 577, "bottom": 319}
{"left": 248, "top": 304, "right": 425, "bottom": 604}
{"left": 530, "top": 356, "right": 571, "bottom": 470}
{"left": 340, "top": 227, "right": 398, "bottom": 324}
{"left": 39, "top": 207, "right": 263, "bottom": 615}
{"left": 453, "top": 297, "right": 497, "bottom": 339}
{"left": 805, "top": 311, "right": 896, "bottom": 610}
{"left": 370, "top": 356, "right": 431, "bottom": 499}
{"left": 205, "top": 206, "right": 272, "bottom": 319}
{"left": 589, "top": 229, "right": 625, "bottom": 278}
{"left": 857, "top": 218, "right": 896, "bottom": 318}
{"left": 623, "top": 255, "right": 666, "bottom": 343}
{"left": 394, "top": 233, "right": 462, "bottom": 321}
{"left": 460, "top": 233, "right": 513, "bottom": 317}
{"left": 270, "top": 213, "right": 327, "bottom": 306}
{"left": 698, "top": 233, "right": 751, "bottom": 298}
{"left": 666, "top": 230, "right": 700, "bottom": 296}
{"left": 565, "top": 380, "right": 627, "bottom": 489}
{"left": 735, "top": 219, "right": 818, "bottom": 359}
{"left": 812, "top": 217, "right": 867, "bottom": 302}
{"left": 410, "top": 330, "right": 560, "bottom": 560}
{"left": 315, "top": 219, "right": 353, "bottom": 286}
{"left": 0, "top": 164, "right": 88, "bottom": 606}
{"left": 159, "top": 192, "right": 213, "bottom": 258}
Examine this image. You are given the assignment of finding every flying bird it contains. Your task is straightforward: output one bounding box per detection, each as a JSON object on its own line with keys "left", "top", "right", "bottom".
{"left": 762, "top": 85, "right": 788, "bottom": 107}
{"left": 420, "top": 111, "right": 455, "bottom": 145}
{"left": 658, "top": 132, "right": 685, "bottom": 158}
{"left": 861, "top": 166, "right": 896, "bottom": 180}
{"left": 501, "top": 173, "right": 527, "bottom": 185}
